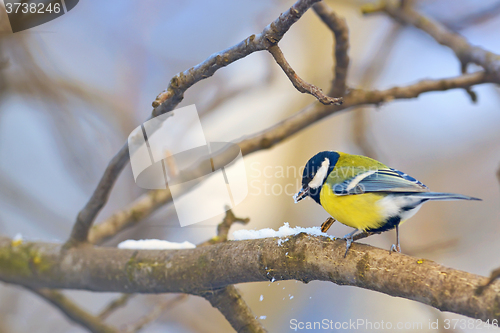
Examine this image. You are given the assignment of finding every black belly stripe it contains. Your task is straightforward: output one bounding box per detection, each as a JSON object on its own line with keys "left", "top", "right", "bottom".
{"left": 365, "top": 199, "right": 428, "bottom": 233}
{"left": 366, "top": 215, "right": 401, "bottom": 233}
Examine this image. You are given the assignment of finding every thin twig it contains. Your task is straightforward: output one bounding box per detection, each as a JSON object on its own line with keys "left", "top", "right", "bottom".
{"left": 89, "top": 190, "right": 171, "bottom": 245}
{"left": 88, "top": 70, "right": 494, "bottom": 244}
{"left": 123, "top": 295, "right": 188, "bottom": 333}
{"left": 200, "top": 208, "right": 250, "bottom": 246}
{"left": 496, "top": 163, "right": 500, "bottom": 188}
{"left": 151, "top": 0, "right": 325, "bottom": 114}
{"left": 200, "top": 286, "right": 267, "bottom": 333}
{"left": 98, "top": 294, "right": 134, "bottom": 320}
{"left": 475, "top": 267, "right": 500, "bottom": 295}
{"left": 67, "top": 144, "right": 130, "bottom": 245}
{"left": 312, "top": 2, "right": 350, "bottom": 96}
{"left": 441, "top": 1, "right": 500, "bottom": 32}
{"left": 80, "top": 0, "right": 500, "bottom": 247}
{"left": 267, "top": 45, "right": 343, "bottom": 105}
{"left": 199, "top": 56, "right": 276, "bottom": 116}
{"left": 197, "top": 209, "right": 266, "bottom": 332}
{"left": 28, "top": 288, "right": 118, "bottom": 333}
{"left": 362, "top": 0, "right": 500, "bottom": 81}
{"left": 461, "top": 63, "right": 478, "bottom": 103}
{"left": 346, "top": 71, "right": 493, "bottom": 105}
{"left": 352, "top": 23, "right": 403, "bottom": 159}
{"left": 66, "top": 0, "right": 326, "bottom": 247}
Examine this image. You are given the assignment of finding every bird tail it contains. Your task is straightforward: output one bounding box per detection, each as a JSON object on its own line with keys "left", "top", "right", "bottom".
{"left": 410, "top": 192, "right": 482, "bottom": 201}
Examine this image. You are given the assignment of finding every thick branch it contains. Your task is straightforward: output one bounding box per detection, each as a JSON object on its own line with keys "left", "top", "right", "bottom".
{"left": 268, "top": 45, "right": 343, "bottom": 105}
{"left": 67, "top": 0, "right": 323, "bottom": 246}
{"left": 89, "top": 71, "right": 493, "bottom": 243}
{"left": 363, "top": 1, "right": 500, "bottom": 80}
{"left": 1, "top": 236, "right": 498, "bottom": 322}
{"left": 28, "top": 288, "right": 117, "bottom": 333}
{"left": 312, "top": 2, "right": 350, "bottom": 96}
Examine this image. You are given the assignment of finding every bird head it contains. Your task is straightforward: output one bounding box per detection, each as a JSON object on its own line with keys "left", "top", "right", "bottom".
{"left": 293, "top": 151, "right": 339, "bottom": 204}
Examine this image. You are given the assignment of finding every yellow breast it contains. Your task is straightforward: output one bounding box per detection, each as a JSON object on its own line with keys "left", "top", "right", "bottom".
{"left": 319, "top": 183, "right": 386, "bottom": 231}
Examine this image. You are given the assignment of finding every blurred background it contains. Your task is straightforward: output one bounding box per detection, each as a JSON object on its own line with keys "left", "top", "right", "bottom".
{"left": 1, "top": 0, "right": 500, "bottom": 332}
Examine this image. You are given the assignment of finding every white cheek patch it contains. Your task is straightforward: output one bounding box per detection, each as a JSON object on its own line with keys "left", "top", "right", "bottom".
{"left": 308, "top": 158, "right": 330, "bottom": 189}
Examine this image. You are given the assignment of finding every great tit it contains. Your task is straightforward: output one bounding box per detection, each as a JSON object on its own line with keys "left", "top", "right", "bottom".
{"left": 293, "top": 151, "right": 481, "bottom": 256}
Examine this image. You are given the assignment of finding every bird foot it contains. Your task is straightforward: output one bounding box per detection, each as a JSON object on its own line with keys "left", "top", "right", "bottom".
{"left": 343, "top": 234, "right": 354, "bottom": 258}
{"left": 390, "top": 243, "right": 401, "bottom": 254}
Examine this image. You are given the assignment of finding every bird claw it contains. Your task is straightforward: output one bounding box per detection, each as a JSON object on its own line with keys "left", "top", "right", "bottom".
{"left": 343, "top": 234, "right": 354, "bottom": 258}
{"left": 390, "top": 243, "right": 401, "bottom": 254}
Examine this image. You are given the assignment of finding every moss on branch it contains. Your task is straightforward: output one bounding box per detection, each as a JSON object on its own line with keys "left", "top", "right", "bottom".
{"left": 0, "top": 235, "right": 498, "bottom": 323}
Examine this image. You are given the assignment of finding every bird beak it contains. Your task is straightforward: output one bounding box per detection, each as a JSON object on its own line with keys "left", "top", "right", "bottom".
{"left": 293, "top": 186, "right": 310, "bottom": 203}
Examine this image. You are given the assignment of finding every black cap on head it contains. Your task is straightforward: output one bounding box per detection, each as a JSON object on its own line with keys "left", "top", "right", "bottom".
{"left": 300, "top": 151, "right": 339, "bottom": 204}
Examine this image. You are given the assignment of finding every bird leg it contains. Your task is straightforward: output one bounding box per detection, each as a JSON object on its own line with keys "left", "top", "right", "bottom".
{"left": 390, "top": 225, "right": 401, "bottom": 254}
{"left": 320, "top": 217, "right": 336, "bottom": 233}
{"left": 343, "top": 229, "right": 359, "bottom": 258}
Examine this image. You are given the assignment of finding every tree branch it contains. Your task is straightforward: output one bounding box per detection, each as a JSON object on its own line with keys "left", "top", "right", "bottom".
{"left": 123, "top": 295, "right": 187, "bottom": 333}
{"left": 351, "top": 23, "right": 402, "bottom": 159}
{"left": 151, "top": 0, "right": 324, "bottom": 114}
{"left": 93, "top": 208, "right": 262, "bottom": 332}
{"left": 91, "top": 208, "right": 257, "bottom": 332}
{"left": 89, "top": 70, "right": 493, "bottom": 244}
{"left": 27, "top": 288, "right": 118, "bottom": 333}
{"left": 312, "top": 2, "right": 350, "bottom": 96}
{"left": 1, "top": 235, "right": 498, "bottom": 322}
{"left": 197, "top": 209, "right": 265, "bottom": 333}
{"left": 67, "top": 144, "right": 129, "bottom": 245}
{"left": 66, "top": 0, "right": 326, "bottom": 246}
{"left": 98, "top": 294, "right": 134, "bottom": 320}
{"left": 476, "top": 267, "right": 500, "bottom": 295}
{"left": 345, "top": 71, "right": 493, "bottom": 105}
{"left": 88, "top": 189, "right": 171, "bottom": 245}
{"left": 268, "top": 45, "right": 343, "bottom": 105}
{"left": 14, "top": 1, "right": 500, "bottom": 331}
{"left": 362, "top": 0, "right": 500, "bottom": 81}
{"left": 200, "top": 208, "right": 250, "bottom": 247}
{"left": 441, "top": 2, "right": 500, "bottom": 32}
{"left": 76, "top": 0, "right": 499, "bottom": 248}
{"left": 200, "top": 286, "right": 266, "bottom": 333}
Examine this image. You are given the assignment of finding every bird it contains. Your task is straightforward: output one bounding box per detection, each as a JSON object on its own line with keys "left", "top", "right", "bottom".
{"left": 293, "top": 151, "right": 481, "bottom": 257}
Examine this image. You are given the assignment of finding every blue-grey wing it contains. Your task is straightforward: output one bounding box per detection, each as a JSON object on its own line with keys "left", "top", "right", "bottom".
{"left": 332, "top": 168, "right": 429, "bottom": 195}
